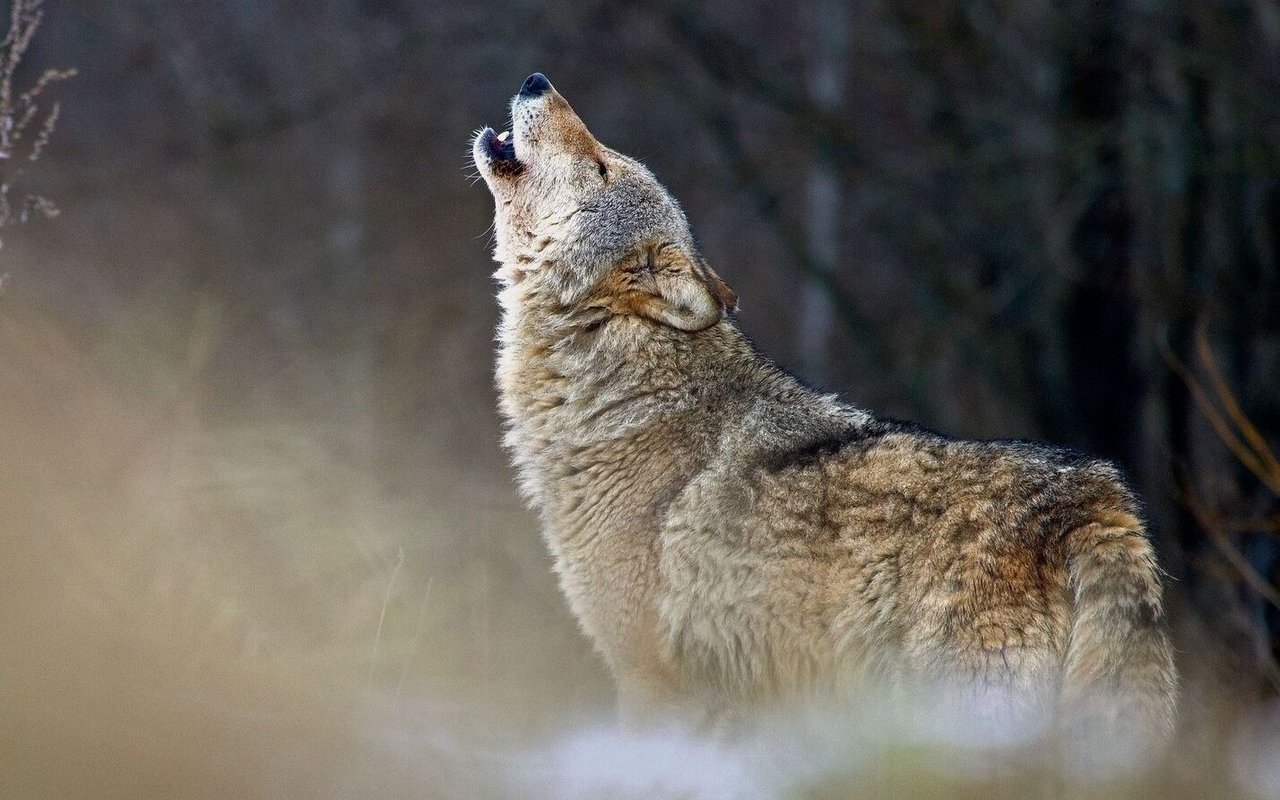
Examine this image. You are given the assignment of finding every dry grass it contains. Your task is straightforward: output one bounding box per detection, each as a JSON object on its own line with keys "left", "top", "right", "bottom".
{"left": 0, "top": 270, "right": 1277, "bottom": 799}
{"left": 0, "top": 277, "right": 609, "bottom": 799}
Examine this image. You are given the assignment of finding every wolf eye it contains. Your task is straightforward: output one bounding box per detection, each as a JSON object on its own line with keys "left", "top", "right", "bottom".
{"left": 596, "top": 160, "right": 609, "bottom": 180}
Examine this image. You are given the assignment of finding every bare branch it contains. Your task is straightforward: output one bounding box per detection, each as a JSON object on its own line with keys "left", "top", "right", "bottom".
{"left": 1185, "top": 492, "right": 1280, "bottom": 612}
{"left": 1162, "top": 337, "right": 1280, "bottom": 496}
{"left": 1194, "top": 326, "right": 1280, "bottom": 477}
{"left": 28, "top": 98, "right": 57, "bottom": 160}
{"left": 0, "top": 0, "right": 73, "bottom": 252}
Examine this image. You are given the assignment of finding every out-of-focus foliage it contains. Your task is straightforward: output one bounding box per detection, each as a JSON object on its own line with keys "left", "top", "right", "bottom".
{"left": 0, "top": 1, "right": 1277, "bottom": 797}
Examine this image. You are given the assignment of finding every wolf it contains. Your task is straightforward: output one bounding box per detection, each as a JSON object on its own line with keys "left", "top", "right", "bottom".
{"left": 471, "top": 72, "right": 1177, "bottom": 740}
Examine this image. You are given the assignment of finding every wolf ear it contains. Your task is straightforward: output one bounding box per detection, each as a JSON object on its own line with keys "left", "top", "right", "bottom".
{"left": 631, "top": 245, "right": 737, "bottom": 332}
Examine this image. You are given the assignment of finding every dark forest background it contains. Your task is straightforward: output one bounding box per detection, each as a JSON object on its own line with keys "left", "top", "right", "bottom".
{"left": 1, "top": 1, "right": 1278, "bottom": 798}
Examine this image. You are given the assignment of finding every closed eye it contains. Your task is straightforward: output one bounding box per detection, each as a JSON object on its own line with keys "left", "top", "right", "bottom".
{"left": 596, "top": 159, "right": 608, "bottom": 180}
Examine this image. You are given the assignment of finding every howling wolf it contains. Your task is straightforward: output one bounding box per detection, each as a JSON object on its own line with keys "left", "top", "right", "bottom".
{"left": 471, "top": 72, "right": 1177, "bottom": 740}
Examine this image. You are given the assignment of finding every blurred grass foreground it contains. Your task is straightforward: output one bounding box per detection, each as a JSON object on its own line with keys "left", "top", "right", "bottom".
{"left": 1, "top": 1, "right": 1279, "bottom": 798}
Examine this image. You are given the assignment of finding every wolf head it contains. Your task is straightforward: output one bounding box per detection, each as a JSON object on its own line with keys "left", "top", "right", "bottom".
{"left": 472, "top": 73, "right": 736, "bottom": 332}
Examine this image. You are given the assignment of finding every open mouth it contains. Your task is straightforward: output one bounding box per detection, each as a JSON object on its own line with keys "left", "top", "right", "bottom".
{"left": 479, "top": 127, "right": 522, "bottom": 176}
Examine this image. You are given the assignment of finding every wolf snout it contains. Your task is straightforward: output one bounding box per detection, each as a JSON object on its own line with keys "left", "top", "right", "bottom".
{"left": 519, "top": 72, "right": 552, "bottom": 98}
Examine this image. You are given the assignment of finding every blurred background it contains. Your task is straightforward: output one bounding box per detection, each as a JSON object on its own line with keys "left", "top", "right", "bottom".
{"left": 1, "top": 1, "right": 1278, "bottom": 798}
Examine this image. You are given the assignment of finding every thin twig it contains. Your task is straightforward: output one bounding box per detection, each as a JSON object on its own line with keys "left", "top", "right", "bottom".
{"left": 1161, "top": 338, "right": 1280, "bottom": 495}
{"left": 29, "top": 99, "right": 58, "bottom": 161}
{"left": 0, "top": 0, "right": 73, "bottom": 251}
{"left": 1186, "top": 492, "right": 1280, "bottom": 612}
{"left": 1194, "top": 326, "right": 1280, "bottom": 476}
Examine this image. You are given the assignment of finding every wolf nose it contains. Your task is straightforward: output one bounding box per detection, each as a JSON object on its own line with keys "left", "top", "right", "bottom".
{"left": 519, "top": 72, "right": 552, "bottom": 97}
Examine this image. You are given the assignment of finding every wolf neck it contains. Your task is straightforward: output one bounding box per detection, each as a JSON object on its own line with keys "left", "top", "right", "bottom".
{"left": 494, "top": 284, "right": 727, "bottom": 521}
{"left": 494, "top": 274, "right": 869, "bottom": 533}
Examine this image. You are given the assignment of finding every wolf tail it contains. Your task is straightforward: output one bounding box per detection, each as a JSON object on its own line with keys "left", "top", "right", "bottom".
{"left": 1058, "top": 516, "right": 1178, "bottom": 741}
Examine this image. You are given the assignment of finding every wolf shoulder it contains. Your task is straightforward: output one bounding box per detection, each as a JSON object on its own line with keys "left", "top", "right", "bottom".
{"left": 673, "top": 411, "right": 1147, "bottom": 546}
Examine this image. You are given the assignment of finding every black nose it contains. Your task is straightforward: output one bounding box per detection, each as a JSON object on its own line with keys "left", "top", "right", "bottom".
{"left": 519, "top": 72, "right": 552, "bottom": 97}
